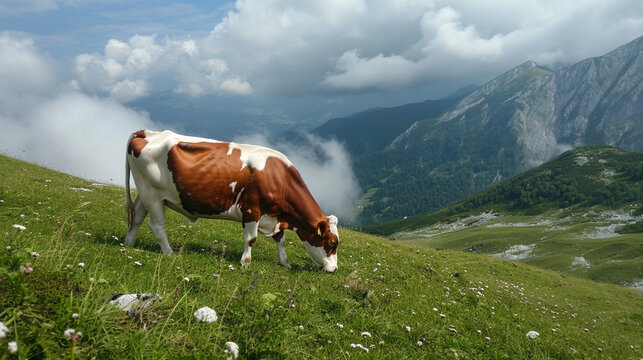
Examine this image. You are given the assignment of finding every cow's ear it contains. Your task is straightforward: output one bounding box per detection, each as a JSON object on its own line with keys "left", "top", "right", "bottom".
{"left": 317, "top": 220, "right": 328, "bottom": 236}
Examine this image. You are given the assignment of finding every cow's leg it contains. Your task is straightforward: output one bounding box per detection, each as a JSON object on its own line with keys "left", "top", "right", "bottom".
{"left": 147, "top": 201, "right": 173, "bottom": 255}
{"left": 124, "top": 196, "right": 148, "bottom": 247}
{"left": 241, "top": 221, "right": 258, "bottom": 267}
{"left": 272, "top": 230, "right": 291, "bottom": 269}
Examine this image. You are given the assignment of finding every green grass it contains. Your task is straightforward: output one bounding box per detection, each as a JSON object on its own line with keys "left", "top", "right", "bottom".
{"left": 1, "top": 154, "right": 642, "bottom": 359}
{"left": 390, "top": 210, "right": 643, "bottom": 288}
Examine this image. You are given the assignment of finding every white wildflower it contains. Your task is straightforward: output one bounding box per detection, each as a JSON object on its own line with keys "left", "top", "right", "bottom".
{"left": 350, "top": 343, "right": 369, "bottom": 352}
{"left": 224, "top": 341, "right": 239, "bottom": 359}
{"left": 134, "top": 261, "right": 142, "bottom": 266}
{"left": 12, "top": 224, "right": 26, "bottom": 231}
{"left": 440, "top": 313, "right": 446, "bottom": 318}
{"left": 5, "top": 246, "right": 10, "bottom": 251}
{"left": 63, "top": 328, "right": 82, "bottom": 342}
{"left": 31, "top": 252, "right": 40, "bottom": 258}
{"left": 193, "top": 306, "right": 218, "bottom": 323}
{"left": 7, "top": 341, "right": 17, "bottom": 354}
{"left": 66, "top": 264, "right": 73, "bottom": 270}
{"left": 405, "top": 326, "right": 411, "bottom": 332}
{"left": 361, "top": 331, "right": 371, "bottom": 337}
{"left": 432, "top": 307, "right": 438, "bottom": 312}
{"left": 0, "top": 322, "right": 8, "bottom": 338}
{"left": 417, "top": 341, "right": 423, "bottom": 346}
{"left": 373, "top": 268, "right": 378, "bottom": 272}
{"left": 298, "top": 325, "right": 304, "bottom": 330}
{"left": 77, "top": 263, "right": 85, "bottom": 268}
{"left": 336, "top": 323, "right": 343, "bottom": 329}
{"left": 72, "top": 313, "right": 79, "bottom": 319}
{"left": 485, "top": 336, "right": 490, "bottom": 341}
{"left": 183, "top": 277, "right": 190, "bottom": 282}
{"left": 526, "top": 331, "right": 539, "bottom": 339}
{"left": 228, "top": 265, "right": 235, "bottom": 271}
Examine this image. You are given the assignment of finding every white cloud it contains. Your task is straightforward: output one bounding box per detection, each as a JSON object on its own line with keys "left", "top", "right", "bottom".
{"left": 61, "top": 0, "right": 643, "bottom": 98}
{"left": 0, "top": 92, "right": 156, "bottom": 183}
{"left": 0, "top": 32, "right": 158, "bottom": 183}
{"left": 0, "top": 32, "right": 58, "bottom": 116}
{"left": 74, "top": 34, "right": 252, "bottom": 101}
{"left": 234, "top": 133, "right": 360, "bottom": 220}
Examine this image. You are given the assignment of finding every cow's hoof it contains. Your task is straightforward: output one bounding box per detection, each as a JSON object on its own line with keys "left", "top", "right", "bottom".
{"left": 241, "top": 257, "right": 251, "bottom": 267}
{"left": 280, "top": 262, "right": 292, "bottom": 270}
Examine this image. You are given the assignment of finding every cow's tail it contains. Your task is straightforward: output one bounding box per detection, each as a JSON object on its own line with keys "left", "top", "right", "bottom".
{"left": 125, "top": 152, "right": 135, "bottom": 230}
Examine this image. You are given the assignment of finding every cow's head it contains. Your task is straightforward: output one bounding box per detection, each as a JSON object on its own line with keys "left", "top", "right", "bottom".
{"left": 301, "top": 215, "right": 339, "bottom": 273}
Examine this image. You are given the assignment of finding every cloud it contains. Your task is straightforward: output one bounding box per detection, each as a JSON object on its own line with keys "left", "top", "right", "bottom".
{"left": 0, "top": 91, "right": 156, "bottom": 183}
{"left": 0, "top": 32, "right": 58, "bottom": 116}
{"left": 74, "top": 35, "right": 252, "bottom": 101}
{"left": 0, "top": 32, "right": 157, "bottom": 183}
{"left": 323, "top": 1, "right": 643, "bottom": 91}
{"left": 235, "top": 133, "right": 360, "bottom": 220}
{"left": 66, "top": 0, "right": 642, "bottom": 98}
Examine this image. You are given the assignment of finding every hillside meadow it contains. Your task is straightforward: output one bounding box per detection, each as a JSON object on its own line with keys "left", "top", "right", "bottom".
{"left": 0, "top": 154, "right": 642, "bottom": 359}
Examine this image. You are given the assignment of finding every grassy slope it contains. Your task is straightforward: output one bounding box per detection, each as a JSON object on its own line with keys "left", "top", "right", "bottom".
{"left": 361, "top": 146, "right": 643, "bottom": 287}
{"left": 390, "top": 210, "right": 643, "bottom": 288}
{"left": 0, "top": 154, "right": 642, "bottom": 359}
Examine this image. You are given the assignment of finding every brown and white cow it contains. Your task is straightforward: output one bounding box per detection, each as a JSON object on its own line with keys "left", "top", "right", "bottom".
{"left": 124, "top": 129, "right": 339, "bottom": 272}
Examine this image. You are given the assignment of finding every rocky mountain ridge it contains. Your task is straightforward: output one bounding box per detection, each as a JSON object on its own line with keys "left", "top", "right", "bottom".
{"left": 333, "top": 35, "right": 642, "bottom": 224}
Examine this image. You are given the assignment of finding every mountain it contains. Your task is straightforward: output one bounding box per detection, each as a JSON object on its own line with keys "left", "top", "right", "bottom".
{"left": 1, "top": 154, "right": 642, "bottom": 358}
{"left": 321, "top": 36, "right": 642, "bottom": 224}
{"left": 362, "top": 146, "right": 643, "bottom": 288}
{"left": 312, "top": 90, "right": 469, "bottom": 156}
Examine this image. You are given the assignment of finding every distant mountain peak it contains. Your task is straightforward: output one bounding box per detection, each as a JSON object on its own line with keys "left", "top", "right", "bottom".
{"left": 355, "top": 36, "right": 642, "bottom": 224}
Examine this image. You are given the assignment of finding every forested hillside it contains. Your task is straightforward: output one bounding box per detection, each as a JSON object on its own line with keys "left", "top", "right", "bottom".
{"left": 364, "top": 146, "right": 643, "bottom": 236}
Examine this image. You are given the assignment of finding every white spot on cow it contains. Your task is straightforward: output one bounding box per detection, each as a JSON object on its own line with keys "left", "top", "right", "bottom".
{"left": 227, "top": 142, "right": 292, "bottom": 171}
{"left": 229, "top": 181, "right": 237, "bottom": 193}
{"left": 258, "top": 215, "right": 280, "bottom": 237}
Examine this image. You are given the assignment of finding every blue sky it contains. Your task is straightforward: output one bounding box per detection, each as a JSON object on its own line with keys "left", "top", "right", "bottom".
{"left": 1, "top": 1, "right": 234, "bottom": 58}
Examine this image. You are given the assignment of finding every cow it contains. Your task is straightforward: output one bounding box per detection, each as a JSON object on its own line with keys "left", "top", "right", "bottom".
{"left": 124, "top": 129, "right": 339, "bottom": 273}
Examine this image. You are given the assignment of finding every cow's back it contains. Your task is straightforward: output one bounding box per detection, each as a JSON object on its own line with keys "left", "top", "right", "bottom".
{"left": 127, "top": 130, "right": 292, "bottom": 223}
